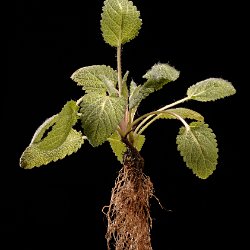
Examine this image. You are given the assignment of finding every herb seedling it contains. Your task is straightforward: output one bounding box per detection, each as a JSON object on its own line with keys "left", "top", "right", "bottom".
{"left": 20, "top": 0, "right": 236, "bottom": 249}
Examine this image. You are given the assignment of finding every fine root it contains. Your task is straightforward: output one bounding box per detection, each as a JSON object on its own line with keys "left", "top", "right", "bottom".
{"left": 103, "top": 140, "right": 154, "bottom": 250}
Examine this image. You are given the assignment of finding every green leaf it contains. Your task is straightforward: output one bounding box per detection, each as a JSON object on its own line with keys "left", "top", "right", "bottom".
{"left": 80, "top": 93, "right": 126, "bottom": 147}
{"left": 71, "top": 65, "right": 117, "bottom": 94}
{"left": 31, "top": 115, "right": 58, "bottom": 144}
{"left": 159, "top": 108, "right": 204, "bottom": 121}
{"left": 20, "top": 129, "right": 84, "bottom": 169}
{"left": 101, "top": 0, "right": 142, "bottom": 47}
{"left": 101, "top": 75, "right": 119, "bottom": 96}
{"left": 121, "top": 71, "right": 129, "bottom": 99}
{"left": 38, "top": 101, "right": 79, "bottom": 150}
{"left": 176, "top": 122, "right": 218, "bottom": 179}
{"left": 19, "top": 100, "right": 83, "bottom": 169}
{"left": 108, "top": 132, "right": 145, "bottom": 163}
{"left": 133, "top": 134, "right": 145, "bottom": 151}
{"left": 187, "top": 78, "right": 236, "bottom": 102}
{"left": 129, "top": 80, "right": 137, "bottom": 96}
{"left": 143, "top": 63, "right": 180, "bottom": 90}
{"left": 129, "top": 84, "right": 153, "bottom": 110}
{"left": 108, "top": 131, "right": 126, "bottom": 163}
{"left": 129, "top": 63, "right": 180, "bottom": 109}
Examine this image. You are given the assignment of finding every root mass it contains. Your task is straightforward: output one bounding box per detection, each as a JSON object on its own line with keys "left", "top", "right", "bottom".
{"left": 103, "top": 139, "right": 154, "bottom": 250}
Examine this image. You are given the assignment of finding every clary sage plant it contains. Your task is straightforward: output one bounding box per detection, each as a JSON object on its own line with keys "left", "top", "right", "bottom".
{"left": 20, "top": 0, "right": 236, "bottom": 249}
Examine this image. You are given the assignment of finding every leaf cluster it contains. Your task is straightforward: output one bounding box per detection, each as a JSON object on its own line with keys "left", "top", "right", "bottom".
{"left": 20, "top": 0, "right": 236, "bottom": 179}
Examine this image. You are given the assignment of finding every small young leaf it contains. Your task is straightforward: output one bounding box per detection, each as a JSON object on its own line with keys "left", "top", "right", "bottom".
{"left": 108, "top": 131, "right": 127, "bottom": 163}
{"left": 20, "top": 129, "right": 84, "bottom": 169}
{"left": 101, "top": 0, "right": 142, "bottom": 47}
{"left": 129, "top": 63, "right": 180, "bottom": 109}
{"left": 80, "top": 93, "right": 126, "bottom": 147}
{"left": 143, "top": 63, "right": 180, "bottom": 90}
{"left": 121, "top": 71, "right": 129, "bottom": 99}
{"left": 71, "top": 65, "right": 117, "bottom": 94}
{"left": 129, "top": 80, "right": 137, "bottom": 96}
{"left": 101, "top": 75, "right": 119, "bottom": 97}
{"left": 176, "top": 122, "right": 218, "bottom": 179}
{"left": 108, "top": 132, "right": 145, "bottom": 163}
{"left": 159, "top": 108, "right": 204, "bottom": 121}
{"left": 133, "top": 134, "right": 146, "bottom": 152}
{"left": 129, "top": 84, "right": 153, "bottom": 109}
{"left": 187, "top": 78, "right": 236, "bottom": 101}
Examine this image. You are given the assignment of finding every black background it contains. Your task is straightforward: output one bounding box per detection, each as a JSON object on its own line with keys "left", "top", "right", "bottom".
{"left": 5, "top": 0, "right": 247, "bottom": 249}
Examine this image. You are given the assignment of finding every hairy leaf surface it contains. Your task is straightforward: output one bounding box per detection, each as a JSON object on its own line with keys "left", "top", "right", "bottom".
{"left": 20, "top": 129, "right": 84, "bottom": 169}
{"left": 31, "top": 115, "right": 58, "bottom": 144}
{"left": 187, "top": 78, "right": 236, "bottom": 101}
{"left": 129, "top": 63, "right": 180, "bottom": 109}
{"left": 101, "top": 0, "right": 142, "bottom": 47}
{"left": 19, "top": 100, "right": 83, "bottom": 168}
{"left": 159, "top": 108, "right": 204, "bottom": 121}
{"left": 176, "top": 122, "right": 218, "bottom": 179}
{"left": 121, "top": 71, "right": 129, "bottom": 98}
{"left": 80, "top": 93, "right": 126, "bottom": 147}
{"left": 143, "top": 63, "right": 180, "bottom": 90}
{"left": 38, "top": 101, "right": 79, "bottom": 150}
{"left": 71, "top": 65, "right": 117, "bottom": 94}
{"left": 129, "top": 84, "right": 153, "bottom": 110}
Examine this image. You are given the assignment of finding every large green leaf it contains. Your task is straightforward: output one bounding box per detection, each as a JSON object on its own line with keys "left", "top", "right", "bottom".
{"left": 176, "top": 122, "right": 218, "bottom": 179}
{"left": 129, "top": 63, "right": 180, "bottom": 109}
{"left": 20, "top": 100, "right": 84, "bottom": 169}
{"left": 71, "top": 65, "right": 117, "bottom": 94}
{"left": 20, "top": 129, "right": 84, "bottom": 169}
{"left": 80, "top": 93, "right": 126, "bottom": 147}
{"left": 187, "top": 78, "right": 236, "bottom": 101}
{"left": 38, "top": 101, "right": 79, "bottom": 150}
{"left": 101, "top": 0, "right": 142, "bottom": 47}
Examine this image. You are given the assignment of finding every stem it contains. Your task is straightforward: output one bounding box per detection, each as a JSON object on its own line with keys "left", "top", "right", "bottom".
{"left": 130, "top": 110, "right": 170, "bottom": 132}
{"left": 117, "top": 45, "right": 123, "bottom": 96}
{"left": 137, "top": 115, "right": 158, "bottom": 135}
{"left": 76, "top": 96, "right": 84, "bottom": 106}
{"left": 138, "top": 110, "right": 190, "bottom": 135}
{"left": 171, "top": 113, "right": 190, "bottom": 130}
{"left": 159, "top": 96, "right": 190, "bottom": 111}
{"left": 82, "top": 135, "right": 88, "bottom": 140}
{"left": 134, "top": 96, "right": 190, "bottom": 134}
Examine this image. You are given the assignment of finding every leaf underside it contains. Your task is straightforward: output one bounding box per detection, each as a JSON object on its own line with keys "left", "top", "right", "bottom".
{"left": 159, "top": 108, "right": 204, "bottom": 121}
{"left": 20, "top": 129, "right": 84, "bottom": 169}
{"left": 37, "top": 101, "right": 79, "bottom": 150}
{"left": 176, "top": 122, "right": 218, "bottom": 179}
{"left": 20, "top": 101, "right": 84, "bottom": 169}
